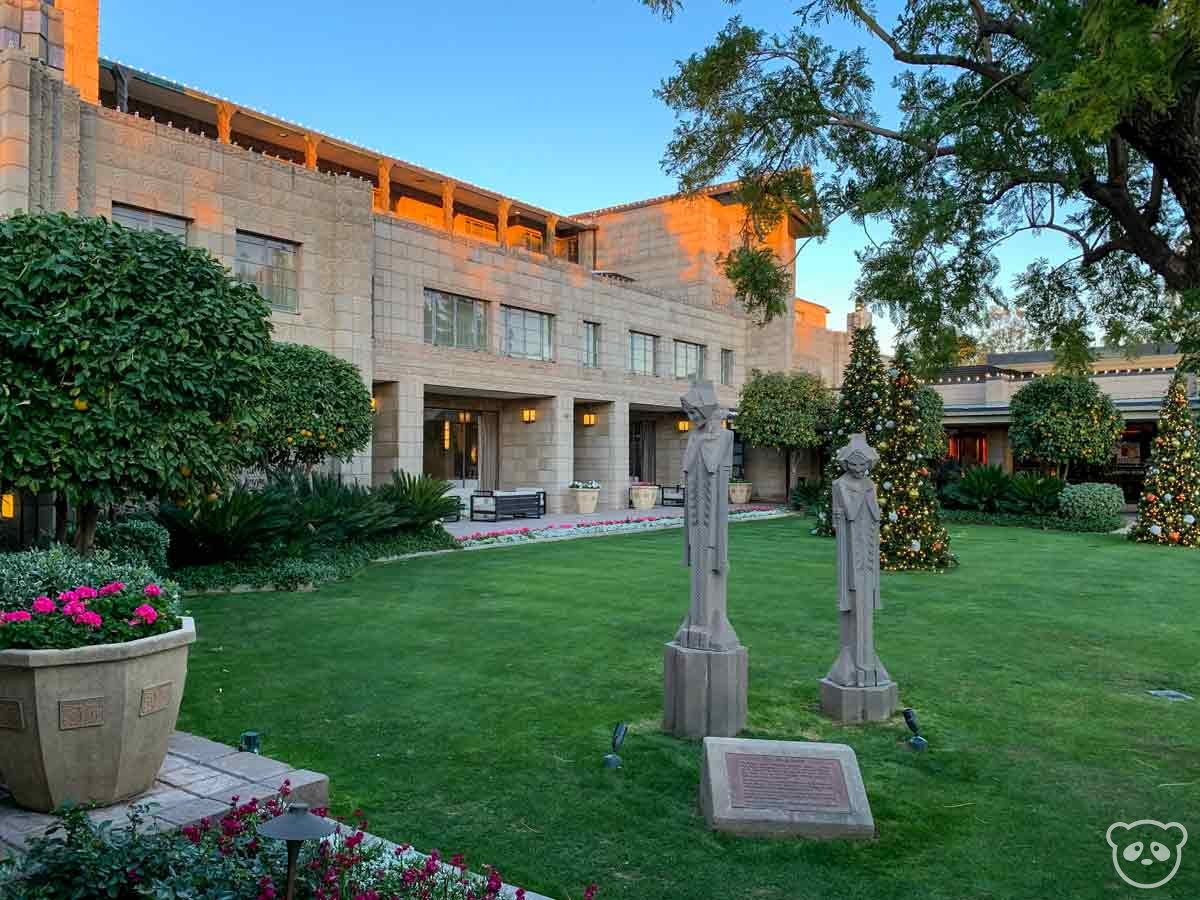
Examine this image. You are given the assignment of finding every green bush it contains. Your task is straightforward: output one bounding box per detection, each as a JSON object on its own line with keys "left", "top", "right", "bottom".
{"left": 94, "top": 518, "right": 170, "bottom": 572}
{"left": 1059, "top": 482, "right": 1125, "bottom": 521}
{"left": 1009, "top": 472, "right": 1066, "bottom": 515}
{"left": 0, "top": 544, "right": 180, "bottom": 612}
{"left": 790, "top": 478, "right": 825, "bottom": 510}
{"left": 158, "top": 484, "right": 294, "bottom": 566}
{"left": 941, "top": 509, "right": 1122, "bottom": 532}
{"left": 266, "top": 472, "right": 404, "bottom": 546}
{"left": 374, "top": 471, "right": 461, "bottom": 527}
{"left": 941, "top": 465, "right": 1013, "bottom": 512}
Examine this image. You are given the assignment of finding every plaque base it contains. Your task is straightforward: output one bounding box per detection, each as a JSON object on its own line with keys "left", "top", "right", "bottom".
{"left": 819, "top": 677, "right": 899, "bottom": 723}
{"left": 700, "top": 737, "right": 875, "bottom": 839}
{"left": 663, "top": 641, "right": 747, "bottom": 739}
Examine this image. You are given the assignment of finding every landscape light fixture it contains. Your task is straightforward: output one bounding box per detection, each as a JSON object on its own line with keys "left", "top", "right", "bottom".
{"left": 582, "top": 412, "right": 597, "bottom": 427}
{"left": 239, "top": 730, "right": 262, "bottom": 754}
{"left": 258, "top": 802, "right": 336, "bottom": 900}
{"left": 677, "top": 419, "right": 690, "bottom": 432}
{"left": 903, "top": 707, "right": 927, "bottom": 752}
{"left": 521, "top": 408, "right": 537, "bottom": 424}
{"left": 603, "top": 721, "right": 628, "bottom": 769}
{"left": 0, "top": 494, "right": 13, "bottom": 519}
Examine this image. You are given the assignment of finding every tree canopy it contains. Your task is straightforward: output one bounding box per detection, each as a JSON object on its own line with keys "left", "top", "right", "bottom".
{"left": 0, "top": 213, "right": 272, "bottom": 550}
{"left": 734, "top": 368, "right": 834, "bottom": 451}
{"left": 1008, "top": 375, "right": 1124, "bottom": 477}
{"left": 645, "top": 0, "right": 1200, "bottom": 372}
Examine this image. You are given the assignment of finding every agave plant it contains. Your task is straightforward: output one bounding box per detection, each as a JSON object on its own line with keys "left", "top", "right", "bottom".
{"left": 1009, "top": 471, "right": 1066, "bottom": 515}
{"left": 375, "top": 471, "right": 460, "bottom": 527}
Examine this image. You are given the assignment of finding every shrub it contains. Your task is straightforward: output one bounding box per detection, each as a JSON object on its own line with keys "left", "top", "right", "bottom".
{"left": 94, "top": 518, "right": 170, "bottom": 572}
{"left": 266, "top": 472, "right": 404, "bottom": 547}
{"left": 0, "top": 544, "right": 180, "bottom": 612}
{"left": 158, "top": 484, "right": 294, "bottom": 566}
{"left": 941, "top": 508, "right": 1121, "bottom": 532}
{"left": 0, "top": 581, "right": 180, "bottom": 650}
{"left": 375, "top": 471, "right": 461, "bottom": 527}
{"left": 941, "top": 465, "right": 1013, "bottom": 512}
{"left": 791, "top": 477, "right": 825, "bottom": 510}
{"left": 1009, "top": 376, "right": 1123, "bottom": 479}
{"left": 1059, "top": 482, "right": 1125, "bottom": 521}
{"left": 1009, "top": 472, "right": 1066, "bottom": 515}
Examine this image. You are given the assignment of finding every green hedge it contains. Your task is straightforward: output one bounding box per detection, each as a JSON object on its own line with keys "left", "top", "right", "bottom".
{"left": 1059, "top": 482, "right": 1125, "bottom": 522}
{"left": 174, "top": 526, "right": 458, "bottom": 592}
{"left": 941, "top": 508, "right": 1123, "bottom": 533}
{"left": 0, "top": 544, "right": 180, "bottom": 612}
{"left": 94, "top": 518, "right": 171, "bottom": 572}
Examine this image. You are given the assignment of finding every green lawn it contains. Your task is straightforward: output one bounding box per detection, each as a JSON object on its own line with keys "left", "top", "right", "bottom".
{"left": 177, "top": 519, "right": 1200, "bottom": 900}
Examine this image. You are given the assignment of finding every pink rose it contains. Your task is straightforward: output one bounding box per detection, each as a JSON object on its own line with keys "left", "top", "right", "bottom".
{"left": 132, "top": 604, "right": 158, "bottom": 625}
{"left": 143, "top": 584, "right": 162, "bottom": 598}
{"left": 98, "top": 581, "right": 126, "bottom": 596}
{"left": 3, "top": 610, "right": 32, "bottom": 623}
{"left": 31, "top": 596, "right": 55, "bottom": 614}
{"left": 74, "top": 610, "right": 103, "bottom": 629}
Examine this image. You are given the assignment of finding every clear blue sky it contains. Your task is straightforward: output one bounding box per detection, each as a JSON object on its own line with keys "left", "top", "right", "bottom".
{"left": 99, "top": 0, "right": 1073, "bottom": 351}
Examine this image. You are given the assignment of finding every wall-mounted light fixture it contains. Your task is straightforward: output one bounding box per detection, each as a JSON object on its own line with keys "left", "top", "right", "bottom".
{"left": 443, "top": 419, "right": 451, "bottom": 450}
{"left": 677, "top": 419, "right": 690, "bottom": 432}
{"left": 0, "top": 494, "right": 13, "bottom": 519}
{"left": 522, "top": 408, "right": 538, "bottom": 424}
{"left": 582, "top": 412, "right": 597, "bottom": 427}
{"left": 458, "top": 410, "right": 473, "bottom": 424}
{"left": 370, "top": 396, "right": 378, "bottom": 412}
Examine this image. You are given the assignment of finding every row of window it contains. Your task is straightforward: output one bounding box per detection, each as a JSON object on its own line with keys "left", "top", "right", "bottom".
{"left": 423, "top": 288, "right": 734, "bottom": 382}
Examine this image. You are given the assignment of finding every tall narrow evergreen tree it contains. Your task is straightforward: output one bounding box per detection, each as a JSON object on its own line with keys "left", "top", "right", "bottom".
{"left": 1130, "top": 375, "right": 1200, "bottom": 549}
{"left": 815, "top": 318, "right": 889, "bottom": 536}
{"left": 874, "top": 345, "right": 953, "bottom": 570}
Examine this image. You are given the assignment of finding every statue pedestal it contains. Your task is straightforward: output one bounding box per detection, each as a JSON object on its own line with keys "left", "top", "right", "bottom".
{"left": 819, "top": 678, "right": 898, "bottom": 724}
{"left": 663, "top": 641, "right": 747, "bottom": 739}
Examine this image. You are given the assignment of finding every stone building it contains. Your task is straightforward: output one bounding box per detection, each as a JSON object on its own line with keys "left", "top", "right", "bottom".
{"left": 0, "top": 0, "right": 853, "bottom": 539}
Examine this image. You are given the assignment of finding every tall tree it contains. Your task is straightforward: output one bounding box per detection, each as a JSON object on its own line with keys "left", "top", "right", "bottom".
{"left": 971, "top": 307, "right": 1050, "bottom": 359}
{"left": 1129, "top": 375, "right": 1200, "bottom": 548}
{"left": 875, "top": 345, "right": 953, "bottom": 569}
{"left": 815, "top": 318, "right": 889, "bottom": 535}
{"left": 734, "top": 369, "right": 835, "bottom": 494}
{"left": 644, "top": 0, "right": 1200, "bottom": 371}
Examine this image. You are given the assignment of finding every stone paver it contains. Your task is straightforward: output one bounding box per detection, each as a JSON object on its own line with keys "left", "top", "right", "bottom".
{"left": 209, "top": 751, "right": 292, "bottom": 783}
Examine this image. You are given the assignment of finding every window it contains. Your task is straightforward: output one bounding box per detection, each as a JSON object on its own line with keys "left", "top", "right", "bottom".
{"left": 235, "top": 232, "right": 299, "bottom": 312}
{"left": 502, "top": 306, "right": 554, "bottom": 361}
{"left": 555, "top": 235, "right": 580, "bottom": 263}
{"left": 111, "top": 204, "right": 188, "bottom": 243}
{"left": 423, "top": 288, "right": 488, "bottom": 351}
{"left": 629, "top": 331, "right": 658, "bottom": 376}
{"left": 721, "top": 348, "right": 734, "bottom": 386}
{"left": 673, "top": 340, "right": 706, "bottom": 380}
{"left": 583, "top": 321, "right": 600, "bottom": 369}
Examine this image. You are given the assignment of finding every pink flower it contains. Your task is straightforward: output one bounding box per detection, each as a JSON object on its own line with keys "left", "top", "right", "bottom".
{"left": 98, "top": 581, "right": 126, "bottom": 596}
{"left": 143, "top": 584, "right": 162, "bottom": 598}
{"left": 74, "top": 610, "right": 103, "bottom": 629}
{"left": 32, "top": 596, "right": 55, "bottom": 614}
{"left": 61, "top": 599, "right": 86, "bottom": 617}
{"left": 2, "top": 610, "right": 31, "bottom": 623}
{"left": 131, "top": 604, "right": 158, "bottom": 625}
{"left": 74, "top": 585, "right": 99, "bottom": 600}
{"left": 57, "top": 590, "right": 79, "bottom": 604}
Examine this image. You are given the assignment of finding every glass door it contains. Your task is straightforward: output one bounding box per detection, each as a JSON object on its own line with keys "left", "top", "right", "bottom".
{"left": 424, "top": 408, "right": 480, "bottom": 490}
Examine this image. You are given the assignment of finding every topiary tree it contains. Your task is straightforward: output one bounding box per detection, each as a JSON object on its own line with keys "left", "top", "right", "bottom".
{"left": 874, "top": 345, "right": 953, "bottom": 570}
{"left": 815, "top": 319, "right": 889, "bottom": 535}
{"left": 0, "top": 213, "right": 272, "bottom": 552}
{"left": 1009, "top": 375, "right": 1124, "bottom": 480}
{"left": 256, "top": 342, "right": 374, "bottom": 473}
{"left": 734, "top": 369, "right": 834, "bottom": 494}
{"left": 1130, "top": 375, "right": 1200, "bottom": 548}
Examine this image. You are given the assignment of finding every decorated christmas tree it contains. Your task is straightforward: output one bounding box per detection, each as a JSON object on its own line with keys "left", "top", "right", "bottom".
{"left": 815, "top": 315, "right": 889, "bottom": 536}
{"left": 1130, "top": 374, "right": 1200, "bottom": 548}
{"left": 874, "top": 344, "right": 953, "bottom": 569}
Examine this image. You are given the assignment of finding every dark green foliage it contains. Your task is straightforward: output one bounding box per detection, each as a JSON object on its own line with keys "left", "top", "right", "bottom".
{"left": 942, "top": 465, "right": 1014, "bottom": 513}
{"left": 0, "top": 544, "right": 180, "bottom": 612}
{"left": 266, "top": 472, "right": 404, "bottom": 546}
{"left": 1009, "top": 376, "right": 1124, "bottom": 477}
{"left": 0, "top": 213, "right": 272, "bottom": 551}
{"left": 645, "top": 1, "right": 1200, "bottom": 370}
{"left": 914, "top": 386, "right": 947, "bottom": 460}
{"left": 941, "top": 508, "right": 1122, "bottom": 532}
{"left": 1130, "top": 375, "right": 1200, "bottom": 547}
{"left": 1009, "top": 472, "right": 1066, "bottom": 516}
{"left": 735, "top": 369, "right": 833, "bottom": 451}
{"left": 256, "top": 342, "right": 374, "bottom": 471}
{"left": 158, "top": 485, "right": 293, "bottom": 567}
{"left": 93, "top": 518, "right": 170, "bottom": 573}
{"left": 374, "top": 471, "right": 461, "bottom": 528}
{"left": 1059, "top": 482, "right": 1126, "bottom": 522}
{"left": 790, "top": 477, "right": 825, "bottom": 510}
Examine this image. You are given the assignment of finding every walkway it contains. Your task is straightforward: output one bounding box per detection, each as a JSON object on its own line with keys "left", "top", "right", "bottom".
{"left": 443, "top": 502, "right": 776, "bottom": 539}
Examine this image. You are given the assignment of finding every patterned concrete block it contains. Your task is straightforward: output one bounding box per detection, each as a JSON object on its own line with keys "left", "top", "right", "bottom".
{"left": 167, "top": 731, "right": 237, "bottom": 764}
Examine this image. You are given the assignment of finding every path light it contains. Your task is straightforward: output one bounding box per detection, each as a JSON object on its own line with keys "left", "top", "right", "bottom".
{"left": 903, "top": 707, "right": 927, "bottom": 752}
{"left": 603, "top": 722, "right": 628, "bottom": 769}
{"left": 239, "top": 730, "right": 261, "bottom": 754}
{"left": 259, "top": 802, "right": 337, "bottom": 900}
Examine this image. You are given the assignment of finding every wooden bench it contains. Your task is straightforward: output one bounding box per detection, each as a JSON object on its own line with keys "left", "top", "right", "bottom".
{"left": 469, "top": 491, "right": 545, "bottom": 522}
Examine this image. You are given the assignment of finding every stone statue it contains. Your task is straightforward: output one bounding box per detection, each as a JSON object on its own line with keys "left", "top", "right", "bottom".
{"left": 820, "top": 433, "right": 899, "bottom": 722}
{"left": 663, "top": 382, "right": 746, "bottom": 738}
{"left": 676, "top": 381, "right": 739, "bottom": 651}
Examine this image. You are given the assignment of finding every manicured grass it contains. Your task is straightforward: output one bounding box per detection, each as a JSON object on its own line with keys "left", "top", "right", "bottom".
{"left": 178, "top": 519, "right": 1200, "bottom": 900}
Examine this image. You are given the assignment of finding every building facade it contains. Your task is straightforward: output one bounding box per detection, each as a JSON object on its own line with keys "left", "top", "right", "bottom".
{"left": 0, "top": 0, "right": 853, "bottom": 531}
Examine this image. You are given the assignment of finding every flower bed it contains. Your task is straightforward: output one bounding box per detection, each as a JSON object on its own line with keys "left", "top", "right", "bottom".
{"left": 0, "top": 581, "right": 178, "bottom": 650}
{"left": 458, "top": 506, "right": 784, "bottom": 547}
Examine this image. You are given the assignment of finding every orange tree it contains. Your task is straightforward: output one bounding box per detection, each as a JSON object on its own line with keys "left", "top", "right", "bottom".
{"left": 256, "top": 342, "right": 373, "bottom": 473}
{"left": 734, "top": 369, "right": 834, "bottom": 494}
{"left": 0, "top": 213, "right": 272, "bottom": 552}
{"left": 1008, "top": 375, "right": 1123, "bottom": 479}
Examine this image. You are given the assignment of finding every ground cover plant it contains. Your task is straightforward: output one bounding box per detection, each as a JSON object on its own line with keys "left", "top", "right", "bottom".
{"left": 177, "top": 517, "right": 1200, "bottom": 900}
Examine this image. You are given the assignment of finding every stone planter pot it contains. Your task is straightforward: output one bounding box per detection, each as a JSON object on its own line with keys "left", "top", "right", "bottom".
{"left": 0, "top": 617, "right": 196, "bottom": 813}
{"left": 630, "top": 484, "right": 658, "bottom": 510}
{"left": 573, "top": 488, "right": 600, "bottom": 514}
{"left": 729, "top": 482, "right": 753, "bottom": 504}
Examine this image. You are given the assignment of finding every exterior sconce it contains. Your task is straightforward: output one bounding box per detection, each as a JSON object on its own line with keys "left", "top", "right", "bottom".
{"left": 370, "top": 396, "right": 378, "bottom": 412}
{"left": 458, "top": 410, "right": 472, "bottom": 424}
{"left": 522, "top": 408, "right": 537, "bottom": 424}
{"left": 0, "top": 494, "right": 13, "bottom": 519}
{"left": 470, "top": 446, "right": 477, "bottom": 464}
{"left": 582, "top": 412, "right": 597, "bottom": 427}
{"left": 677, "top": 419, "right": 690, "bottom": 432}
{"left": 443, "top": 420, "right": 451, "bottom": 450}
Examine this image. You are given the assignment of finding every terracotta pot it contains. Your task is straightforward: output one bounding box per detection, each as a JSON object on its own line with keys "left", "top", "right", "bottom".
{"left": 0, "top": 618, "right": 196, "bottom": 812}
{"left": 729, "top": 482, "right": 753, "bottom": 504}
{"left": 573, "top": 488, "right": 600, "bottom": 514}
{"left": 629, "top": 484, "right": 658, "bottom": 510}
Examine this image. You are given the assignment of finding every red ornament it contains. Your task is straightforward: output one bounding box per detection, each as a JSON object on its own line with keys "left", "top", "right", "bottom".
{"left": 1146, "top": 493, "right": 1158, "bottom": 503}
{"left": 1169, "top": 531, "right": 1181, "bottom": 543}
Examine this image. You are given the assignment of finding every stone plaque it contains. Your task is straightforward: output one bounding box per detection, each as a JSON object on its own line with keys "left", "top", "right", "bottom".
{"left": 59, "top": 697, "right": 105, "bottom": 730}
{"left": 726, "top": 753, "right": 850, "bottom": 813}
{"left": 0, "top": 698, "right": 24, "bottom": 731}
{"left": 140, "top": 681, "right": 173, "bottom": 717}
{"left": 700, "top": 737, "right": 874, "bottom": 839}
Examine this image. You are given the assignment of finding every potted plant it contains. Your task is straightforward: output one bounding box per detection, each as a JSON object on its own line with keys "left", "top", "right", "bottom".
{"left": 570, "top": 480, "right": 602, "bottom": 514}
{"left": 629, "top": 481, "right": 659, "bottom": 510}
{"left": 0, "top": 582, "right": 195, "bottom": 813}
{"left": 729, "top": 478, "right": 753, "bottom": 504}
